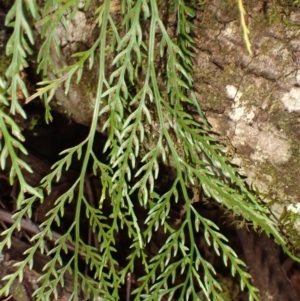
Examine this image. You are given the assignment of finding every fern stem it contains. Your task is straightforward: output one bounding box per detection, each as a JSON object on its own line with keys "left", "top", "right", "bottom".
{"left": 73, "top": 0, "right": 111, "bottom": 299}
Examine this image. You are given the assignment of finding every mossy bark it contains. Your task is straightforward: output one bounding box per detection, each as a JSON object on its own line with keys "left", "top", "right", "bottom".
{"left": 192, "top": 0, "right": 300, "bottom": 216}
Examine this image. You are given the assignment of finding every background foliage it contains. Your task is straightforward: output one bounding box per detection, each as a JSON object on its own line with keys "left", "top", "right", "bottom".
{"left": 0, "top": 0, "right": 299, "bottom": 300}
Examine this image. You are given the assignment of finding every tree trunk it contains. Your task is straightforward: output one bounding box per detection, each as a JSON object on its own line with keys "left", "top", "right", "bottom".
{"left": 193, "top": 1, "right": 300, "bottom": 214}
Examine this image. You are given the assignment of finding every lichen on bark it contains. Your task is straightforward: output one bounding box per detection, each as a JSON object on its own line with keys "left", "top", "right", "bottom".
{"left": 192, "top": 0, "right": 300, "bottom": 220}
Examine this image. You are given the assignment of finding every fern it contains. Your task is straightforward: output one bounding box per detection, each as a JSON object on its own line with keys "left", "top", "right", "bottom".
{"left": 0, "top": 1, "right": 297, "bottom": 301}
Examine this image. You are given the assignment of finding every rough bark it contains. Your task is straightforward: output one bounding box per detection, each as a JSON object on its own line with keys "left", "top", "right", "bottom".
{"left": 193, "top": 1, "right": 300, "bottom": 214}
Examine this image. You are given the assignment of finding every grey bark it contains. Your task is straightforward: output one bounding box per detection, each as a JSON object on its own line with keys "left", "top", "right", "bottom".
{"left": 193, "top": 1, "right": 300, "bottom": 215}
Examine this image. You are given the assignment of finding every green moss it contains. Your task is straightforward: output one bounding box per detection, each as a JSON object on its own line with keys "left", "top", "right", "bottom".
{"left": 259, "top": 104, "right": 300, "bottom": 199}
{"left": 0, "top": 53, "right": 10, "bottom": 77}
{"left": 194, "top": 63, "right": 243, "bottom": 113}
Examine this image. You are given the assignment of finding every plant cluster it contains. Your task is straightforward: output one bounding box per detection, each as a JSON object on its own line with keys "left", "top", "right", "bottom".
{"left": 0, "top": 0, "right": 299, "bottom": 301}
